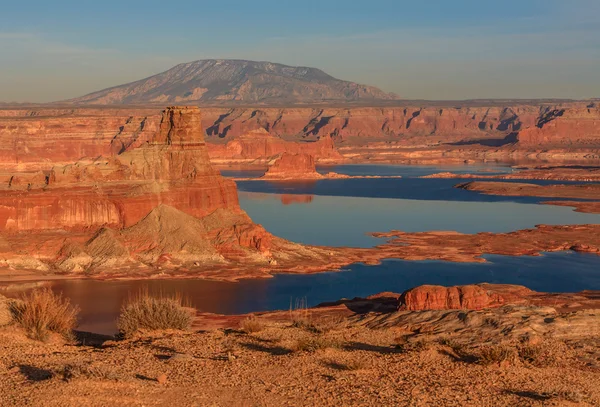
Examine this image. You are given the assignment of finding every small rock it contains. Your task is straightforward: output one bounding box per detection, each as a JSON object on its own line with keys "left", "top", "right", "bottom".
{"left": 499, "top": 360, "right": 511, "bottom": 369}
{"left": 156, "top": 374, "right": 168, "bottom": 385}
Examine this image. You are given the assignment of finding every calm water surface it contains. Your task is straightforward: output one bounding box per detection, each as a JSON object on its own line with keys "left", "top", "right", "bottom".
{"left": 12, "top": 164, "right": 600, "bottom": 334}
{"left": 43, "top": 251, "right": 600, "bottom": 335}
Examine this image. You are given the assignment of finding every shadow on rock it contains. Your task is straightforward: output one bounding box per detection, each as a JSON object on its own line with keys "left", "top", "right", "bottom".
{"left": 240, "top": 342, "right": 292, "bottom": 356}
{"left": 343, "top": 341, "right": 403, "bottom": 354}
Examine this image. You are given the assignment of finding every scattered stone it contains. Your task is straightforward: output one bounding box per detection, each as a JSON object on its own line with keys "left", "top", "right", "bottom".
{"left": 156, "top": 374, "right": 167, "bottom": 385}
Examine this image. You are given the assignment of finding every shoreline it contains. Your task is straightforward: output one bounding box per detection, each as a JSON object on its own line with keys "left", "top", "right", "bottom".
{"left": 2, "top": 223, "right": 599, "bottom": 286}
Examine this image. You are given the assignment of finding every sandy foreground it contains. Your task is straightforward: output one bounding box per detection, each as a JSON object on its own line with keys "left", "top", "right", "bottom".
{"left": 1, "top": 293, "right": 599, "bottom": 407}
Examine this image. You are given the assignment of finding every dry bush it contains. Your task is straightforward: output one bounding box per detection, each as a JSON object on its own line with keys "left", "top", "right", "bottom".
{"left": 117, "top": 290, "right": 192, "bottom": 338}
{"left": 291, "top": 335, "right": 341, "bottom": 353}
{"left": 395, "top": 335, "right": 431, "bottom": 353}
{"left": 289, "top": 297, "right": 311, "bottom": 328}
{"left": 478, "top": 344, "right": 516, "bottom": 365}
{"left": 240, "top": 315, "right": 265, "bottom": 334}
{"left": 517, "top": 342, "right": 559, "bottom": 367}
{"left": 11, "top": 288, "right": 79, "bottom": 341}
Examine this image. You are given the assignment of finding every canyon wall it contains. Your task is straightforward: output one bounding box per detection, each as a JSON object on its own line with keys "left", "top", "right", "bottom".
{"left": 0, "top": 106, "right": 241, "bottom": 232}
{"left": 0, "top": 101, "right": 599, "bottom": 169}
{"left": 0, "top": 106, "right": 299, "bottom": 274}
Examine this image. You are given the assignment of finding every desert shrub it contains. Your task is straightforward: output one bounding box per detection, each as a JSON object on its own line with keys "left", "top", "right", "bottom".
{"left": 478, "top": 344, "right": 516, "bottom": 365}
{"left": 117, "top": 290, "right": 192, "bottom": 338}
{"left": 517, "top": 342, "right": 559, "bottom": 367}
{"left": 11, "top": 288, "right": 79, "bottom": 341}
{"left": 289, "top": 297, "right": 311, "bottom": 328}
{"left": 240, "top": 315, "right": 265, "bottom": 334}
{"left": 518, "top": 344, "right": 543, "bottom": 363}
{"left": 291, "top": 335, "right": 341, "bottom": 353}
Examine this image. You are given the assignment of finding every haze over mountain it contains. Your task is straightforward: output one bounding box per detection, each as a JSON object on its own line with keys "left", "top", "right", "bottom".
{"left": 68, "top": 59, "right": 399, "bottom": 105}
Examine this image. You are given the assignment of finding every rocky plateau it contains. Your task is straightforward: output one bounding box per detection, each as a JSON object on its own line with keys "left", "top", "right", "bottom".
{"left": 1, "top": 101, "right": 599, "bottom": 172}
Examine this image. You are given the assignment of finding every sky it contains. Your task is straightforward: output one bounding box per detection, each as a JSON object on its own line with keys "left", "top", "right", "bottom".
{"left": 0, "top": 0, "right": 599, "bottom": 102}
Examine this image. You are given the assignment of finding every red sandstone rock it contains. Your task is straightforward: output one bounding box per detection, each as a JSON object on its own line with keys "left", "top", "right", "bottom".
{"left": 262, "top": 153, "right": 322, "bottom": 179}
{"left": 1, "top": 102, "right": 600, "bottom": 170}
{"left": 0, "top": 106, "right": 289, "bottom": 274}
{"left": 206, "top": 128, "right": 342, "bottom": 163}
{"left": 398, "top": 284, "right": 535, "bottom": 311}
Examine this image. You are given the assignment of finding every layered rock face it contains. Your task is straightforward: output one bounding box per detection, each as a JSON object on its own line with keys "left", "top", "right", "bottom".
{"left": 0, "top": 107, "right": 241, "bottom": 231}
{"left": 517, "top": 104, "right": 600, "bottom": 147}
{"left": 206, "top": 128, "right": 342, "bottom": 163}
{"left": 262, "top": 153, "right": 319, "bottom": 179}
{"left": 0, "top": 106, "right": 290, "bottom": 274}
{"left": 0, "top": 108, "right": 159, "bottom": 168}
{"left": 1, "top": 101, "right": 599, "bottom": 169}
{"left": 201, "top": 106, "right": 530, "bottom": 142}
{"left": 398, "top": 284, "right": 535, "bottom": 311}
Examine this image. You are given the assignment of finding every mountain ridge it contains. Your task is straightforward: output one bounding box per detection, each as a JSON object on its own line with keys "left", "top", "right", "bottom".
{"left": 67, "top": 59, "right": 400, "bottom": 105}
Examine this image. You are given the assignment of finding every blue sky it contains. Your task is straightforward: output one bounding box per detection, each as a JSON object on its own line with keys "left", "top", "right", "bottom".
{"left": 1, "top": 0, "right": 598, "bottom": 102}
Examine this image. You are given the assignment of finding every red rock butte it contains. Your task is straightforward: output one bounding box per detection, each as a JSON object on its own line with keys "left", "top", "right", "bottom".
{"left": 0, "top": 106, "right": 307, "bottom": 275}
{"left": 262, "top": 152, "right": 321, "bottom": 179}
{"left": 398, "top": 284, "right": 535, "bottom": 311}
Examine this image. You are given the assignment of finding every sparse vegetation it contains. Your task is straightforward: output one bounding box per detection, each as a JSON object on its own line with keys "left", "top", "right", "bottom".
{"left": 291, "top": 335, "right": 341, "bottom": 353}
{"left": 117, "top": 290, "right": 192, "bottom": 338}
{"left": 395, "top": 335, "right": 431, "bottom": 352}
{"left": 289, "top": 297, "right": 310, "bottom": 327}
{"left": 517, "top": 342, "right": 560, "bottom": 367}
{"left": 478, "top": 344, "right": 516, "bottom": 365}
{"left": 11, "top": 288, "right": 79, "bottom": 341}
{"left": 240, "top": 315, "right": 265, "bottom": 334}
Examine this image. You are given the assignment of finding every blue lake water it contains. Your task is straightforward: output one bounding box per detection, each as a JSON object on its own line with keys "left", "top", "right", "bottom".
{"left": 12, "top": 163, "right": 600, "bottom": 334}
{"left": 46, "top": 251, "right": 600, "bottom": 335}
{"left": 238, "top": 191, "right": 600, "bottom": 247}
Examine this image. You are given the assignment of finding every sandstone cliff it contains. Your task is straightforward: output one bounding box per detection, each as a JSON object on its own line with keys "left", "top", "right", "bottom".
{"left": 398, "top": 284, "right": 535, "bottom": 311}
{"left": 262, "top": 153, "right": 321, "bottom": 179}
{"left": 1, "top": 101, "right": 599, "bottom": 169}
{"left": 0, "top": 106, "right": 339, "bottom": 276}
{"left": 206, "top": 128, "right": 342, "bottom": 164}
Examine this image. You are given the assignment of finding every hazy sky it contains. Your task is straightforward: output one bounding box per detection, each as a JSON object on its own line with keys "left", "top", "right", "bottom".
{"left": 1, "top": 0, "right": 599, "bottom": 102}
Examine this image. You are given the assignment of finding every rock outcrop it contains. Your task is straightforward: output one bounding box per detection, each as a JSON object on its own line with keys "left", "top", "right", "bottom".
{"left": 206, "top": 128, "right": 342, "bottom": 164}
{"left": 398, "top": 284, "right": 535, "bottom": 311}
{"left": 2, "top": 102, "right": 600, "bottom": 169}
{"left": 0, "top": 106, "right": 335, "bottom": 276}
{"left": 262, "top": 153, "right": 320, "bottom": 179}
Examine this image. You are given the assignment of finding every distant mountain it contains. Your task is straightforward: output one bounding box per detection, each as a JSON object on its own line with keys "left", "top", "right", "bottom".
{"left": 67, "top": 59, "right": 399, "bottom": 104}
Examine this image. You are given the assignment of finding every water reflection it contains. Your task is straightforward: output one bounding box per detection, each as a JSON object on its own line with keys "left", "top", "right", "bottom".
{"left": 35, "top": 251, "right": 600, "bottom": 335}
{"left": 238, "top": 191, "right": 600, "bottom": 247}
{"left": 280, "top": 194, "right": 314, "bottom": 205}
